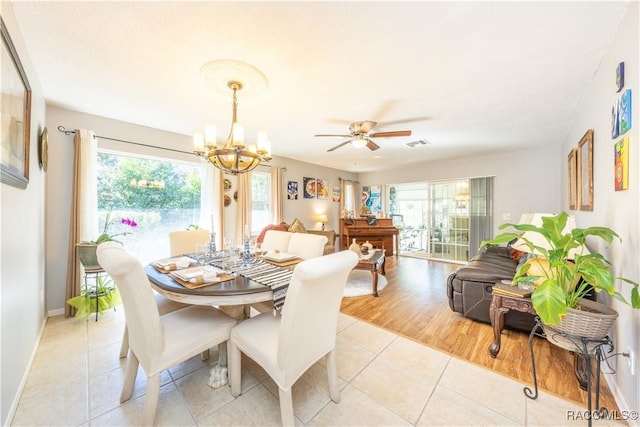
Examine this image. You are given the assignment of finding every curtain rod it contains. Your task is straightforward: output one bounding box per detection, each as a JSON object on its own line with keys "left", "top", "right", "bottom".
{"left": 57, "top": 126, "right": 193, "bottom": 155}
{"left": 339, "top": 177, "right": 359, "bottom": 183}
{"left": 57, "top": 125, "right": 286, "bottom": 171}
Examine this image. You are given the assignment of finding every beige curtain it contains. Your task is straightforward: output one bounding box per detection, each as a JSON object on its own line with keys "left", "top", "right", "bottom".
{"left": 234, "top": 172, "right": 252, "bottom": 245}
{"left": 199, "top": 162, "right": 224, "bottom": 249}
{"left": 65, "top": 129, "right": 98, "bottom": 317}
{"left": 270, "top": 167, "right": 284, "bottom": 224}
{"left": 340, "top": 178, "right": 358, "bottom": 217}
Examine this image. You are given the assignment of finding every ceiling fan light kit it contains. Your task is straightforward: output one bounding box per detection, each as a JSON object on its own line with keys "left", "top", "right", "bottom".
{"left": 193, "top": 60, "right": 271, "bottom": 175}
{"left": 315, "top": 120, "right": 412, "bottom": 152}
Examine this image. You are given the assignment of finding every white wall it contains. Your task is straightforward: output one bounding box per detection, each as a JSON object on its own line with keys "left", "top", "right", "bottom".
{"left": 0, "top": 4, "right": 47, "bottom": 425}
{"left": 359, "top": 144, "right": 562, "bottom": 235}
{"left": 559, "top": 1, "right": 639, "bottom": 415}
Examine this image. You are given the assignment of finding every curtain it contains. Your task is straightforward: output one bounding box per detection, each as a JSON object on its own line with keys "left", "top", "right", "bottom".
{"left": 198, "top": 161, "right": 223, "bottom": 249}
{"left": 468, "top": 176, "right": 494, "bottom": 259}
{"left": 234, "top": 172, "right": 252, "bottom": 245}
{"left": 339, "top": 179, "right": 358, "bottom": 217}
{"left": 65, "top": 129, "right": 98, "bottom": 317}
{"left": 270, "top": 167, "right": 284, "bottom": 224}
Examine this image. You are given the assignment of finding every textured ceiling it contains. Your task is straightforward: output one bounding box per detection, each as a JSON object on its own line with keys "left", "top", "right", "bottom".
{"left": 10, "top": 1, "right": 629, "bottom": 173}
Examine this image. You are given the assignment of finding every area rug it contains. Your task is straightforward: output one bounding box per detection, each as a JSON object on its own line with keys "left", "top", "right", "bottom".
{"left": 343, "top": 270, "right": 388, "bottom": 297}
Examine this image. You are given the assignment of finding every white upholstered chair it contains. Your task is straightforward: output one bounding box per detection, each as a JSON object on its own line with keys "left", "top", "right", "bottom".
{"left": 97, "top": 242, "right": 236, "bottom": 426}
{"left": 118, "top": 229, "right": 210, "bottom": 358}
{"left": 229, "top": 250, "right": 359, "bottom": 426}
{"left": 260, "top": 229, "right": 293, "bottom": 253}
{"left": 168, "top": 229, "right": 210, "bottom": 256}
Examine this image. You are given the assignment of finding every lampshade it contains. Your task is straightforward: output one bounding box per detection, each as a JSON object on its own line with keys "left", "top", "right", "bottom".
{"left": 511, "top": 212, "right": 589, "bottom": 259}
{"left": 313, "top": 214, "right": 328, "bottom": 223}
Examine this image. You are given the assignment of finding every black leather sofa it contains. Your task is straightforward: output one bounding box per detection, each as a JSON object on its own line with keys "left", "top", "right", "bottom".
{"left": 446, "top": 245, "right": 536, "bottom": 331}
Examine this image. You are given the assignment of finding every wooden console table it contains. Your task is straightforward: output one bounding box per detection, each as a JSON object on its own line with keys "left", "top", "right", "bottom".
{"left": 340, "top": 218, "right": 399, "bottom": 256}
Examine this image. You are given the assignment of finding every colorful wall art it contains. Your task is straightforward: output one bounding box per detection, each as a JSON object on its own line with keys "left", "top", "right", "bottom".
{"left": 287, "top": 181, "right": 298, "bottom": 200}
{"left": 614, "top": 137, "right": 629, "bottom": 191}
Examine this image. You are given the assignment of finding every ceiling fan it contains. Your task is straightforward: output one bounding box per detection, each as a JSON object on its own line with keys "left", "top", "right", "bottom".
{"left": 314, "top": 121, "right": 412, "bottom": 152}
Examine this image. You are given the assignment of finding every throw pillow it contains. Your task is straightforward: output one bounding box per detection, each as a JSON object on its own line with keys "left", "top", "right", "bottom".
{"left": 256, "top": 224, "right": 288, "bottom": 244}
{"left": 509, "top": 248, "right": 527, "bottom": 262}
{"left": 288, "top": 218, "right": 307, "bottom": 233}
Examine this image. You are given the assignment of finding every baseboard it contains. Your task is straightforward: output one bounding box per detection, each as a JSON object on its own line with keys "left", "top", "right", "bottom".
{"left": 47, "top": 307, "right": 65, "bottom": 317}
{"left": 603, "top": 370, "right": 639, "bottom": 426}
{"left": 4, "top": 317, "right": 47, "bottom": 427}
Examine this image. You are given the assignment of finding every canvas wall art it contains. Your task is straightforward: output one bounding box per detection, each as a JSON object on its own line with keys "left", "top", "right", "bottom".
{"left": 287, "top": 181, "right": 298, "bottom": 200}
{"left": 303, "top": 177, "right": 316, "bottom": 199}
{"left": 614, "top": 137, "right": 629, "bottom": 191}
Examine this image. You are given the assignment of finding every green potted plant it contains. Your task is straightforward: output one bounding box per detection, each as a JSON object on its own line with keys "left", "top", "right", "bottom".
{"left": 69, "top": 211, "right": 137, "bottom": 318}
{"left": 481, "top": 212, "right": 639, "bottom": 346}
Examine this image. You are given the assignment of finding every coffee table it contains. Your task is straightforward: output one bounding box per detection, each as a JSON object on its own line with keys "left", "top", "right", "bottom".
{"left": 355, "top": 249, "right": 386, "bottom": 297}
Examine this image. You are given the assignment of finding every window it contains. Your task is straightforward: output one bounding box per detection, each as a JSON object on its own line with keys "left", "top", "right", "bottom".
{"left": 251, "top": 171, "right": 271, "bottom": 234}
{"left": 344, "top": 180, "right": 355, "bottom": 213}
{"left": 97, "top": 151, "right": 204, "bottom": 264}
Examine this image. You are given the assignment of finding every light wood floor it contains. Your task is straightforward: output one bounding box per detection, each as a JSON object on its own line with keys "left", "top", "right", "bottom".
{"left": 340, "top": 255, "right": 619, "bottom": 411}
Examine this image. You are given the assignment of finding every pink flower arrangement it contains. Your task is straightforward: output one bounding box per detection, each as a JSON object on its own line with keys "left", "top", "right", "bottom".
{"left": 95, "top": 212, "right": 138, "bottom": 243}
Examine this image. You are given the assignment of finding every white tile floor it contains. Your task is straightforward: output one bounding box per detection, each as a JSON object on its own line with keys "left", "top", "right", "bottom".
{"left": 11, "top": 308, "right": 624, "bottom": 426}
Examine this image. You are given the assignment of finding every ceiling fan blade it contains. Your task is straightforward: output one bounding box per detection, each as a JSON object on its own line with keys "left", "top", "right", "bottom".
{"left": 378, "top": 116, "right": 431, "bottom": 126}
{"left": 369, "top": 130, "right": 412, "bottom": 138}
{"left": 327, "top": 140, "right": 353, "bottom": 152}
{"left": 366, "top": 139, "right": 380, "bottom": 151}
{"left": 314, "top": 133, "right": 351, "bottom": 138}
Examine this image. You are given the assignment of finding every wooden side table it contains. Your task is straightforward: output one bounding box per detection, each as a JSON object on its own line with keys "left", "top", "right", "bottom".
{"left": 488, "top": 291, "right": 536, "bottom": 357}
{"left": 354, "top": 249, "right": 386, "bottom": 297}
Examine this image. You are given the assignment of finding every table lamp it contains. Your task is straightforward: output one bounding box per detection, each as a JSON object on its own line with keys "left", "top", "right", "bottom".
{"left": 313, "top": 214, "right": 328, "bottom": 230}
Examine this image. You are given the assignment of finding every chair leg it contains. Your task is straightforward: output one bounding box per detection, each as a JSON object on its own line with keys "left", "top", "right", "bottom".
{"left": 119, "top": 326, "right": 129, "bottom": 358}
{"left": 278, "top": 387, "right": 295, "bottom": 427}
{"left": 142, "top": 374, "right": 161, "bottom": 427}
{"left": 326, "top": 349, "right": 340, "bottom": 403}
{"left": 229, "top": 341, "right": 242, "bottom": 397}
{"left": 120, "top": 352, "right": 139, "bottom": 403}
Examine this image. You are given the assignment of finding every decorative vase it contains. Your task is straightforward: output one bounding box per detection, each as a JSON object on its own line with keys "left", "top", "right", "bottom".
{"left": 349, "top": 238, "right": 361, "bottom": 256}
{"left": 362, "top": 241, "right": 373, "bottom": 252}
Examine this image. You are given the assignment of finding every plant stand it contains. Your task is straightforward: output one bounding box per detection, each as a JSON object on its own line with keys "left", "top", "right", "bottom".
{"left": 524, "top": 317, "right": 613, "bottom": 427}
{"left": 83, "top": 266, "right": 110, "bottom": 321}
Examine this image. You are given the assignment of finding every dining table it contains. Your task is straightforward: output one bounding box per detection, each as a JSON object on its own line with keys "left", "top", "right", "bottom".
{"left": 145, "top": 255, "right": 296, "bottom": 388}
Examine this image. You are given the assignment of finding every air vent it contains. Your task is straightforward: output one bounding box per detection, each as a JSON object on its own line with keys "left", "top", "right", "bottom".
{"left": 406, "top": 139, "right": 431, "bottom": 148}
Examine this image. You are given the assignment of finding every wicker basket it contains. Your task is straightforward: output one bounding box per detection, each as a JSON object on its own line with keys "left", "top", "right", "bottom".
{"left": 542, "top": 299, "right": 618, "bottom": 353}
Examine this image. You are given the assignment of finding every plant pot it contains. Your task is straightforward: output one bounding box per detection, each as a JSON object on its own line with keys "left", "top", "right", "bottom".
{"left": 76, "top": 243, "right": 101, "bottom": 270}
{"left": 542, "top": 299, "right": 618, "bottom": 353}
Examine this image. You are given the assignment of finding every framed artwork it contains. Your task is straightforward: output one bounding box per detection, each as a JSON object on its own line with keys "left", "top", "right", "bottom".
{"left": 303, "top": 177, "right": 315, "bottom": 199}
{"left": 287, "top": 180, "right": 298, "bottom": 200}
{"left": 614, "top": 137, "right": 629, "bottom": 191}
{"left": 316, "top": 179, "right": 329, "bottom": 199}
{"left": 577, "top": 129, "right": 594, "bottom": 211}
{"left": 567, "top": 148, "right": 577, "bottom": 209}
{"left": 1, "top": 17, "right": 32, "bottom": 189}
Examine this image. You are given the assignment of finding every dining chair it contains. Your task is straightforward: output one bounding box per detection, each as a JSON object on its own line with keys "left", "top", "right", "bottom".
{"left": 97, "top": 242, "right": 237, "bottom": 426}
{"left": 228, "top": 250, "right": 359, "bottom": 426}
{"left": 168, "top": 229, "right": 210, "bottom": 256}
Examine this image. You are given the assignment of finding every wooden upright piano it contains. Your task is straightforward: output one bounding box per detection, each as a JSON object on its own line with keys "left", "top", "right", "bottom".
{"left": 340, "top": 218, "right": 399, "bottom": 256}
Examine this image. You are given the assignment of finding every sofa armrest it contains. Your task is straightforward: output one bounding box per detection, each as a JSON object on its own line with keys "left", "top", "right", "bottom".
{"left": 308, "top": 229, "right": 336, "bottom": 254}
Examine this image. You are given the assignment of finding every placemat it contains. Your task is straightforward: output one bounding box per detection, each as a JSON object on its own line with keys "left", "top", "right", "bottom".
{"left": 263, "top": 257, "right": 303, "bottom": 267}
{"left": 170, "top": 273, "right": 236, "bottom": 289}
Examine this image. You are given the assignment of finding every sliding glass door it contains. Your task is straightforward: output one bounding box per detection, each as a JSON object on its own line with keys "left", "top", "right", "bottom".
{"left": 388, "top": 177, "right": 493, "bottom": 263}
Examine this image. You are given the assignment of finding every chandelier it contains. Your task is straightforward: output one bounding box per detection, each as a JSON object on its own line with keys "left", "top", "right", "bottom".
{"left": 193, "top": 76, "right": 271, "bottom": 175}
